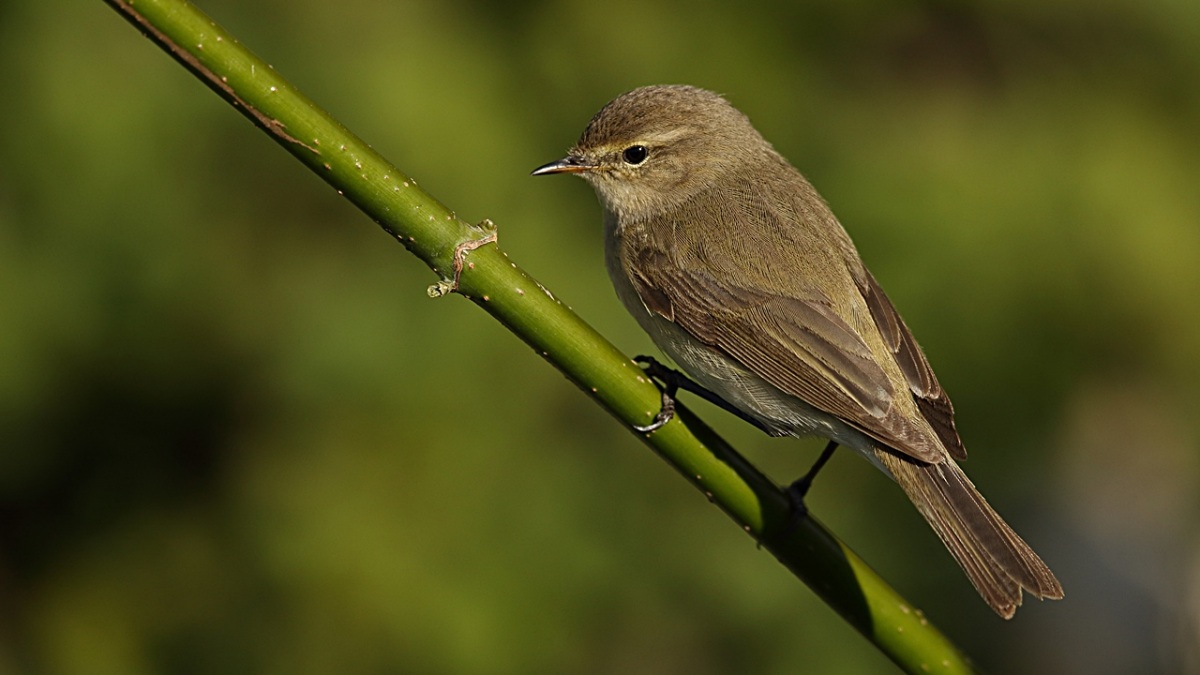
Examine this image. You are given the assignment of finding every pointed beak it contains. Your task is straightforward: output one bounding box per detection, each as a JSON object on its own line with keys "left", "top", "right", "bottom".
{"left": 531, "top": 155, "right": 594, "bottom": 176}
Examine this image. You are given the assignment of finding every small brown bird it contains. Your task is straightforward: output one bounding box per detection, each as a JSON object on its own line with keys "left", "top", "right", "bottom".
{"left": 533, "top": 84, "right": 1063, "bottom": 618}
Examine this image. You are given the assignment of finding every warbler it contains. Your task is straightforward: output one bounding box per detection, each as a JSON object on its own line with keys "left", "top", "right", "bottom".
{"left": 533, "top": 85, "right": 1063, "bottom": 618}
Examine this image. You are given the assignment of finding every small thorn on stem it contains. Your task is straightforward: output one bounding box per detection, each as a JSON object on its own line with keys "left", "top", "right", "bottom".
{"left": 427, "top": 224, "right": 497, "bottom": 297}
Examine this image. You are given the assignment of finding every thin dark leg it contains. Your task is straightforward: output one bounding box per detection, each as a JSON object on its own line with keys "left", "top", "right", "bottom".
{"left": 785, "top": 440, "right": 839, "bottom": 519}
{"left": 634, "top": 359, "right": 679, "bottom": 432}
{"left": 634, "top": 355, "right": 770, "bottom": 433}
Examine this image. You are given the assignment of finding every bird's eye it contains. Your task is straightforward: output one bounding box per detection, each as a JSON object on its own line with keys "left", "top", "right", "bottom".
{"left": 622, "top": 145, "right": 649, "bottom": 165}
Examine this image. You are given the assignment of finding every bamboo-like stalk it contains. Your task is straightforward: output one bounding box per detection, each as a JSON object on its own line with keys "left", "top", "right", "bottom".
{"left": 103, "top": 0, "right": 977, "bottom": 671}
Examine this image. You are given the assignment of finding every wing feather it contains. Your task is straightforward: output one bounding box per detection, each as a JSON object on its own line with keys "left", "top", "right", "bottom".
{"left": 623, "top": 178, "right": 959, "bottom": 464}
{"left": 858, "top": 270, "right": 965, "bottom": 460}
{"left": 630, "top": 248, "right": 945, "bottom": 462}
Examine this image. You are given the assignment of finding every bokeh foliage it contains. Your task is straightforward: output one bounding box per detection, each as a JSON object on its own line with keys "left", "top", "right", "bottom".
{"left": 1, "top": 0, "right": 1198, "bottom": 673}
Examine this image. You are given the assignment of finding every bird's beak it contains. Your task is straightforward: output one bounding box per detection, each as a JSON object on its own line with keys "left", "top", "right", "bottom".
{"left": 531, "top": 155, "right": 594, "bottom": 176}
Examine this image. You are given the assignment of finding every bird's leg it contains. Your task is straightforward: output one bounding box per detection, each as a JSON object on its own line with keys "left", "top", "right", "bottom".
{"left": 633, "top": 355, "right": 770, "bottom": 433}
{"left": 785, "top": 440, "right": 839, "bottom": 519}
{"left": 633, "top": 356, "right": 680, "bottom": 432}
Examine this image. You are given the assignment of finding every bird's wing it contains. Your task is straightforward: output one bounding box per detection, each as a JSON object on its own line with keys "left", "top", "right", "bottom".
{"left": 857, "top": 269, "right": 965, "bottom": 460}
{"left": 623, "top": 187, "right": 954, "bottom": 463}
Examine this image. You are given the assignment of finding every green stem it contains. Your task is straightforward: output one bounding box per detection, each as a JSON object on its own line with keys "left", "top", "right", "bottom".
{"left": 104, "top": 0, "right": 977, "bottom": 671}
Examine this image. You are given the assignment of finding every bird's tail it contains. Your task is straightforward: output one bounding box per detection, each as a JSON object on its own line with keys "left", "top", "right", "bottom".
{"left": 875, "top": 450, "right": 1064, "bottom": 618}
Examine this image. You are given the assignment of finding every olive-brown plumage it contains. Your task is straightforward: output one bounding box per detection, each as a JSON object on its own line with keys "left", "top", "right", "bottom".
{"left": 534, "top": 85, "right": 1062, "bottom": 617}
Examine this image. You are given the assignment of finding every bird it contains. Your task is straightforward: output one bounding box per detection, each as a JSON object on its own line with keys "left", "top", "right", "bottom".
{"left": 532, "top": 84, "right": 1063, "bottom": 618}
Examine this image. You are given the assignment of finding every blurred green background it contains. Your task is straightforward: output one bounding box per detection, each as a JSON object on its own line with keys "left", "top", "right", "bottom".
{"left": 2, "top": 0, "right": 1198, "bottom": 672}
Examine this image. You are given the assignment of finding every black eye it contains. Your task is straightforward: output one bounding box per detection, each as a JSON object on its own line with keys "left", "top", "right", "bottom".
{"left": 622, "top": 145, "right": 649, "bottom": 165}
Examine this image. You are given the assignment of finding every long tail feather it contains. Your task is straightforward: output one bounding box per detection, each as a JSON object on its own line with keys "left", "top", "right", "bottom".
{"left": 876, "top": 450, "right": 1064, "bottom": 618}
